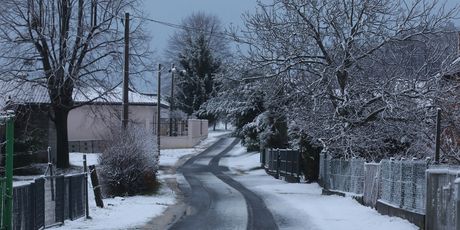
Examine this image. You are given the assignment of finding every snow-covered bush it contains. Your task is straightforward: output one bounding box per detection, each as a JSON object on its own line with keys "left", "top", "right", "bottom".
{"left": 99, "top": 126, "right": 159, "bottom": 196}
{"left": 257, "top": 110, "right": 289, "bottom": 150}
{"left": 241, "top": 121, "right": 259, "bottom": 151}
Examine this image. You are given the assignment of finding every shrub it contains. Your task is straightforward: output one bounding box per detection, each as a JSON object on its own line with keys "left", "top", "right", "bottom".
{"left": 99, "top": 126, "right": 159, "bottom": 196}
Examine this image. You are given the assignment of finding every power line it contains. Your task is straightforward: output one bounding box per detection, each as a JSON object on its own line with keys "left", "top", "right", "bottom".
{"left": 106, "top": 10, "right": 249, "bottom": 44}
{"left": 131, "top": 15, "right": 248, "bottom": 44}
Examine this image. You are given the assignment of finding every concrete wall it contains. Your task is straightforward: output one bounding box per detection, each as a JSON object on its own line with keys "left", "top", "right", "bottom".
{"left": 160, "top": 119, "right": 208, "bottom": 149}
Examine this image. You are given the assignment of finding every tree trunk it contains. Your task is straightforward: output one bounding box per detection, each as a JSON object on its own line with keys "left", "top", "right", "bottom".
{"left": 54, "top": 107, "right": 70, "bottom": 168}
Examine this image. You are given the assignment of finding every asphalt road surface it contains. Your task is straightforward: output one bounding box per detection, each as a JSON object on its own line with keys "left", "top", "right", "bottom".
{"left": 170, "top": 137, "right": 278, "bottom": 230}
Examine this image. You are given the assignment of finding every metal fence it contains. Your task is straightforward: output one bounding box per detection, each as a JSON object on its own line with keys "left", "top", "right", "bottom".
{"left": 13, "top": 173, "right": 86, "bottom": 230}
{"left": 425, "top": 167, "right": 460, "bottom": 230}
{"left": 13, "top": 178, "right": 44, "bottom": 230}
{"left": 261, "top": 149, "right": 301, "bottom": 182}
{"left": 379, "top": 160, "right": 427, "bottom": 214}
{"left": 320, "top": 154, "right": 428, "bottom": 212}
{"left": 319, "top": 155, "right": 365, "bottom": 195}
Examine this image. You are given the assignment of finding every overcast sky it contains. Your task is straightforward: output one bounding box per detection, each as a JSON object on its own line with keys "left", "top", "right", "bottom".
{"left": 143, "top": 0, "right": 258, "bottom": 59}
{"left": 143, "top": 0, "right": 460, "bottom": 60}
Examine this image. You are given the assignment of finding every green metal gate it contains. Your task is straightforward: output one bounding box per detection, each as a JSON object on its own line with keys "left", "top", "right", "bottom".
{"left": 0, "top": 111, "right": 15, "bottom": 229}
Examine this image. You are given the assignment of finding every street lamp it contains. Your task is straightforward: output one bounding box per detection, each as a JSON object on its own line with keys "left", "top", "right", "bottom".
{"left": 168, "top": 64, "right": 186, "bottom": 136}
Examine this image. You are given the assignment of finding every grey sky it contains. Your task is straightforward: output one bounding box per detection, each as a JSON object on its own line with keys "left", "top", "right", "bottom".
{"left": 143, "top": 0, "right": 459, "bottom": 59}
{"left": 143, "top": 0, "right": 258, "bottom": 58}
{"left": 138, "top": 0, "right": 459, "bottom": 93}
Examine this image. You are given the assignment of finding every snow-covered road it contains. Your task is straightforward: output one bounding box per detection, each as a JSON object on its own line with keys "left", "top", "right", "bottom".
{"left": 170, "top": 137, "right": 277, "bottom": 230}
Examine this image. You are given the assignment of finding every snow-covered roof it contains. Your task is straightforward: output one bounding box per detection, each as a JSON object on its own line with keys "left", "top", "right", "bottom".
{"left": 0, "top": 80, "right": 169, "bottom": 108}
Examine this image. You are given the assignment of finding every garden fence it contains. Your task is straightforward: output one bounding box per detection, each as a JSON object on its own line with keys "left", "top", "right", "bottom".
{"left": 379, "top": 160, "right": 427, "bottom": 214}
{"left": 13, "top": 173, "right": 86, "bottom": 230}
{"left": 425, "top": 166, "right": 460, "bottom": 230}
{"left": 261, "top": 148, "right": 301, "bottom": 182}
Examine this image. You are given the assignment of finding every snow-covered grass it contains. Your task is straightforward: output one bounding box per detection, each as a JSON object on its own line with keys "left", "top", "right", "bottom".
{"left": 221, "top": 143, "right": 418, "bottom": 230}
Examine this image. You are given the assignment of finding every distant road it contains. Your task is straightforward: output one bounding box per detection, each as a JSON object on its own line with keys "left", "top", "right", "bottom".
{"left": 170, "top": 137, "right": 278, "bottom": 230}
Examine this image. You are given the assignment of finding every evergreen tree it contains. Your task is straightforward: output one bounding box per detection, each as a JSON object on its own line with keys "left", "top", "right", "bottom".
{"left": 167, "top": 13, "right": 229, "bottom": 119}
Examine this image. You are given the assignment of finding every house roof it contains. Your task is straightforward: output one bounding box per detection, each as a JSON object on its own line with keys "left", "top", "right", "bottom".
{"left": 0, "top": 80, "right": 169, "bottom": 108}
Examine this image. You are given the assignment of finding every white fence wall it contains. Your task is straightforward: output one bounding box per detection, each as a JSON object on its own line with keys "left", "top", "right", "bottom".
{"left": 160, "top": 119, "right": 208, "bottom": 149}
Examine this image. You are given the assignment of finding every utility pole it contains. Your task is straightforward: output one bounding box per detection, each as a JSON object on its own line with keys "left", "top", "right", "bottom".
{"left": 122, "top": 12, "right": 130, "bottom": 129}
{"left": 169, "top": 64, "right": 175, "bottom": 136}
{"left": 157, "top": 64, "right": 162, "bottom": 153}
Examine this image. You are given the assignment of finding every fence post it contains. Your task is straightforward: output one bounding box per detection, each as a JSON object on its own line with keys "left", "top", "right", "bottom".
{"left": 89, "top": 165, "right": 104, "bottom": 208}
{"left": 297, "top": 150, "right": 301, "bottom": 182}
{"left": 456, "top": 178, "right": 460, "bottom": 230}
{"left": 435, "top": 108, "right": 441, "bottom": 163}
{"left": 400, "top": 159, "right": 404, "bottom": 208}
{"left": 291, "top": 150, "right": 294, "bottom": 177}
{"left": 389, "top": 158, "right": 395, "bottom": 203}
{"left": 261, "top": 148, "right": 265, "bottom": 167}
{"left": 411, "top": 159, "right": 417, "bottom": 210}
{"left": 276, "top": 149, "right": 280, "bottom": 179}
{"left": 284, "top": 150, "right": 288, "bottom": 179}
{"left": 83, "top": 155, "right": 90, "bottom": 219}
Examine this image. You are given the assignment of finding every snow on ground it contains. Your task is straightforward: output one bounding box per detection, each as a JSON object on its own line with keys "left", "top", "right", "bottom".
{"left": 54, "top": 129, "right": 230, "bottom": 230}
{"left": 54, "top": 183, "right": 175, "bottom": 230}
{"left": 221, "top": 143, "right": 418, "bottom": 230}
{"left": 69, "top": 152, "right": 100, "bottom": 167}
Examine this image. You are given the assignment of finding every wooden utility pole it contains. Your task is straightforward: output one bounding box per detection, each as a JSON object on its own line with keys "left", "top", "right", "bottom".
{"left": 122, "top": 12, "right": 130, "bottom": 129}
{"left": 157, "top": 64, "right": 162, "bottom": 153}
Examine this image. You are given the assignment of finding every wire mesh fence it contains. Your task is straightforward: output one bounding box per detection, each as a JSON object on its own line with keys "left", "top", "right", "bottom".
{"left": 12, "top": 173, "right": 86, "bottom": 230}
{"left": 319, "top": 154, "right": 427, "bottom": 213}
{"left": 379, "top": 160, "right": 428, "bottom": 213}
{"left": 319, "top": 155, "right": 365, "bottom": 195}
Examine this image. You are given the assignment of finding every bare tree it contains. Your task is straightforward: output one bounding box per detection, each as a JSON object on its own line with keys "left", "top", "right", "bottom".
{"left": 237, "top": 0, "right": 460, "bottom": 159}
{"left": 0, "top": 0, "right": 152, "bottom": 167}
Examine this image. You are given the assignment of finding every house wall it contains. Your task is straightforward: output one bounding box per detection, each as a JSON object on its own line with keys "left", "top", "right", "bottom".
{"left": 68, "top": 104, "right": 166, "bottom": 152}
{"left": 68, "top": 104, "right": 208, "bottom": 152}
